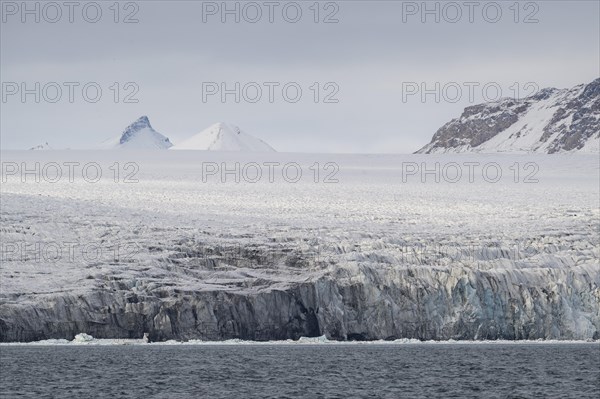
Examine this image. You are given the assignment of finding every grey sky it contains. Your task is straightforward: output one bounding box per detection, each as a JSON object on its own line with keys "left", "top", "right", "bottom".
{"left": 1, "top": 0, "right": 598, "bottom": 152}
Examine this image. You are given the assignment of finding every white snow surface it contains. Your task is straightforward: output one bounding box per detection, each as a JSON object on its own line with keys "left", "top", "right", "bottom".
{"left": 1, "top": 150, "right": 598, "bottom": 293}
{"left": 171, "top": 122, "right": 275, "bottom": 152}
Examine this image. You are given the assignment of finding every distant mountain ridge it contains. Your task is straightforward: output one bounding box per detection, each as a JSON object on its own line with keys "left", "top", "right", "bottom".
{"left": 97, "top": 117, "right": 275, "bottom": 152}
{"left": 28, "top": 142, "right": 53, "bottom": 150}
{"left": 417, "top": 78, "right": 600, "bottom": 154}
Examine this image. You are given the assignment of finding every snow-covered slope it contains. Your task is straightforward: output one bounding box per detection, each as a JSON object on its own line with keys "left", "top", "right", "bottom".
{"left": 417, "top": 78, "right": 600, "bottom": 154}
{"left": 99, "top": 116, "right": 173, "bottom": 149}
{"left": 171, "top": 122, "right": 275, "bottom": 152}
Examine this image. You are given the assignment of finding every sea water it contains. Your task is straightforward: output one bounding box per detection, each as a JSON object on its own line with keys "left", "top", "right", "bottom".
{"left": 1, "top": 343, "right": 598, "bottom": 398}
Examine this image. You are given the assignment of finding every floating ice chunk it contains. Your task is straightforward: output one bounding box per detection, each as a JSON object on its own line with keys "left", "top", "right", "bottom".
{"left": 296, "top": 335, "right": 330, "bottom": 344}
{"left": 72, "top": 333, "right": 95, "bottom": 343}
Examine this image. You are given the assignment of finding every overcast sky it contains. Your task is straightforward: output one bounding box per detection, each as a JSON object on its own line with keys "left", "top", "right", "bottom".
{"left": 1, "top": 0, "right": 598, "bottom": 152}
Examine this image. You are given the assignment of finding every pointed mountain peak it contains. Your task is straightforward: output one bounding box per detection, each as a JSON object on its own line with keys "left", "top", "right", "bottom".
{"left": 120, "top": 116, "right": 153, "bottom": 144}
{"left": 136, "top": 115, "right": 150, "bottom": 125}
{"left": 98, "top": 115, "right": 172, "bottom": 149}
{"left": 172, "top": 122, "right": 275, "bottom": 152}
{"left": 211, "top": 122, "right": 241, "bottom": 135}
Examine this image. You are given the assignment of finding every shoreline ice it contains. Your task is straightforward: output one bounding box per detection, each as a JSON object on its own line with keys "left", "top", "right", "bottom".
{"left": 1, "top": 333, "right": 598, "bottom": 346}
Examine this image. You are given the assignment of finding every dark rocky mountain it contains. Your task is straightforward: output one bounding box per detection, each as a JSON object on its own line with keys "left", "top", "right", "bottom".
{"left": 100, "top": 116, "right": 173, "bottom": 149}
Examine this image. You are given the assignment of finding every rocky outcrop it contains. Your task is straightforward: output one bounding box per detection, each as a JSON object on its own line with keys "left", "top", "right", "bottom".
{"left": 417, "top": 78, "right": 600, "bottom": 154}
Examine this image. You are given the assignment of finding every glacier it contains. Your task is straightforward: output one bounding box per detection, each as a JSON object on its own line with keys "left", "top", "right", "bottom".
{"left": 0, "top": 151, "right": 598, "bottom": 342}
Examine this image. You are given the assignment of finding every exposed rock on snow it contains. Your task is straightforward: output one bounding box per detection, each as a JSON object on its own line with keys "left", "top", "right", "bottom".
{"left": 28, "top": 142, "right": 53, "bottom": 151}
{"left": 417, "top": 78, "right": 600, "bottom": 154}
{"left": 99, "top": 116, "right": 173, "bottom": 149}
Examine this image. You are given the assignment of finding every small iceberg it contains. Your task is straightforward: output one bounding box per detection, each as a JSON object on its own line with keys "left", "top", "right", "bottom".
{"left": 72, "top": 333, "right": 95, "bottom": 343}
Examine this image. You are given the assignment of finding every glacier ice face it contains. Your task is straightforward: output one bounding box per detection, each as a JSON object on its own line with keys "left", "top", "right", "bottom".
{"left": 0, "top": 152, "right": 598, "bottom": 342}
{"left": 1, "top": 247, "right": 597, "bottom": 342}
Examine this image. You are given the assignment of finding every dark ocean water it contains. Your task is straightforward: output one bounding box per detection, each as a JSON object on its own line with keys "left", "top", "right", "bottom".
{"left": 1, "top": 344, "right": 598, "bottom": 398}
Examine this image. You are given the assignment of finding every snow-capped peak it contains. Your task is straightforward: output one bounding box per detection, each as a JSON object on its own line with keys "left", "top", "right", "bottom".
{"left": 171, "top": 122, "right": 276, "bottom": 152}
{"left": 99, "top": 116, "right": 173, "bottom": 149}
{"left": 120, "top": 115, "right": 151, "bottom": 144}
